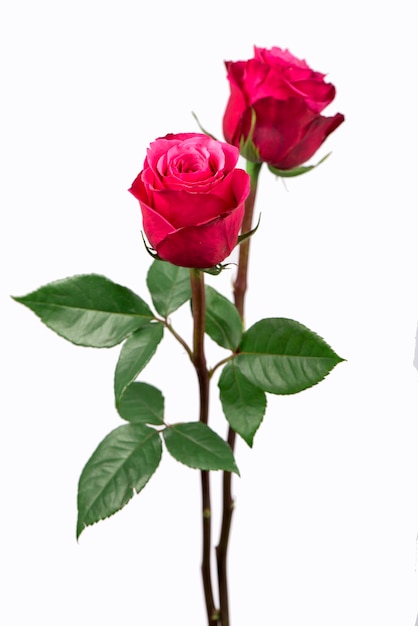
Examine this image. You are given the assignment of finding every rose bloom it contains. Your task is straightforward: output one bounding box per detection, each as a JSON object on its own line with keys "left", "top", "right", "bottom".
{"left": 223, "top": 46, "right": 345, "bottom": 170}
{"left": 129, "top": 133, "right": 250, "bottom": 269}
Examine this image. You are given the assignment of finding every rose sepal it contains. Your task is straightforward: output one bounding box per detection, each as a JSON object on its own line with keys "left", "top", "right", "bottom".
{"left": 237, "top": 213, "right": 261, "bottom": 245}
{"left": 239, "top": 108, "right": 261, "bottom": 163}
{"left": 191, "top": 111, "right": 218, "bottom": 140}
{"left": 141, "top": 232, "right": 165, "bottom": 261}
{"left": 267, "top": 152, "right": 331, "bottom": 178}
{"left": 202, "top": 263, "right": 235, "bottom": 276}
{"left": 142, "top": 241, "right": 234, "bottom": 276}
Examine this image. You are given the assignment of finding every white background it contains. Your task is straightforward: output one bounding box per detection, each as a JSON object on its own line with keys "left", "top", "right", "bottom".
{"left": 1, "top": 1, "right": 418, "bottom": 624}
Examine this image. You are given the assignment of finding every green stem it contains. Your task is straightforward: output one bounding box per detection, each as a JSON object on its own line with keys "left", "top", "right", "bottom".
{"left": 233, "top": 161, "right": 262, "bottom": 320}
{"left": 190, "top": 269, "right": 219, "bottom": 625}
{"left": 208, "top": 354, "right": 235, "bottom": 380}
{"left": 216, "top": 161, "right": 262, "bottom": 626}
{"left": 164, "top": 318, "right": 193, "bottom": 361}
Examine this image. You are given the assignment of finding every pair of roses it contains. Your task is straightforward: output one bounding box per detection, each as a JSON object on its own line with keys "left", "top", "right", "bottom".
{"left": 130, "top": 46, "right": 344, "bottom": 268}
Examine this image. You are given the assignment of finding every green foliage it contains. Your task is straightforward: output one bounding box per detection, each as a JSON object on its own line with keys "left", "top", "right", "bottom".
{"left": 218, "top": 361, "right": 266, "bottom": 447}
{"left": 146, "top": 261, "right": 191, "bottom": 317}
{"left": 204, "top": 286, "right": 242, "bottom": 350}
{"left": 14, "top": 257, "right": 344, "bottom": 541}
{"left": 114, "top": 323, "right": 164, "bottom": 404}
{"left": 235, "top": 318, "right": 344, "bottom": 394}
{"left": 117, "top": 381, "right": 164, "bottom": 425}
{"left": 163, "top": 422, "right": 239, "bottom": 474}
{"left": 77, "top": 424, "right": 162, "bottom": 538}
{"left": 13, "top": 274, "right": 154, "bottom": 348}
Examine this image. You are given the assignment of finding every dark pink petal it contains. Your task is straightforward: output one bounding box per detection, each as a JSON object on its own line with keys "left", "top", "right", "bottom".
{"left": 255, "top": 46, "right": 306, "bottom": 67}
{"left": 229, "top": 168, "right": 251, "bottom": 208}
{"left": 289, "top": 79, "right": 336, "bottom": 113}
{"left": 141, "top": 163, "right": 165, "bottom": 191}
{"left": 254, "top": 46, "right": 325, "bottom": 79}
{"left": 147, "top": 133, "right": 211, "bottom": 177}
{"left": 246, "top": 63, "right": 295, "bottom": 103}
{"left": 147, "top": 189, "right": 228, "bottom": 229}
{"left": 161, "top": 132, "right": 205, "bottom": 142}
{"left": 272, "top": 112, "right": 345, "bottom": 169}
{"left": 129, "top": 175, "right": 176, "bottom": 248}
{"left": 237, "top": 60, "right": 276, "bottom": 101}
{"left": 241, "top": 97, "right": 316, "bottom": 165}
{"left": 165, "top": 136, "right": 225, "bottom": 173}
{"left": 227, "top": 58, "right": 296, "bottom": 105}
{"left": 138, "top": 201, "right": 176, "bottom": 250}
{"left": 162, "top": 169, "right": 222, "bottom": 192}
{"left": 145, "top": 134, "right": 239, "bottom": 191}
{"left": 225, "top": 60, "right": 249, "bottom": 91}
{"left": 155, "top": 203, "right": 245, "bottom": 268}
{"left": 223, "top": 63, "right": 249, "bottom": 144}
{"left": 201, "top": 168, "right": 249, "bottom": 207}
{"left": 147, "top": 168, "right": 249, "bottom": 230}
{"left": 129, "top": 171, "right": 148, "bottom": 201}
{"left": 221, "top": 141, "right": 241, "bottom": 172}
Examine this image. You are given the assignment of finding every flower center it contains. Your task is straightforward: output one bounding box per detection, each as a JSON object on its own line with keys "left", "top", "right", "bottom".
{"left": 175, "top": 152, "right": 207, "bottom": 173}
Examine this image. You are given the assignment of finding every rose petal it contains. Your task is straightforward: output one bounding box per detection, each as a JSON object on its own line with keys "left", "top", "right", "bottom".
{"left": 139, "top": 202, "right": 176, "bottom": 250}
{"left": 272, "top": 112, "right": 345, "bottom": 169}
{"left": 156, "top": 203, "right": 245, "bottom": 268}
{"left": 223, "top": 61, "right": 252, "bottom": 144}
{"left": 142, "top": 168, "right": 247, "bottom": 231}
{"left": 147, "top": 189, "right": 229, "bottom": 230}
{"left": 240, "top": 97, "right": 316, "bottom": 165}
{"left": 288, "top": 79, "right": 336, "bottom": 113}
{"left": 144, "top": 135, "right": 239, "bottom": 192}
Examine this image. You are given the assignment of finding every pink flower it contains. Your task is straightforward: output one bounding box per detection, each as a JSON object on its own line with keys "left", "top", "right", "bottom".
{"left": 129, "top": 133, "right": 250, "bottom": 268}
{"left": 223, "top": 46, "right": 344, "bottom": 170}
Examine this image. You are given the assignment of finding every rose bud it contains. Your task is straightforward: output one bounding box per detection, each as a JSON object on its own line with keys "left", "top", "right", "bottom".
{"left": 129, "top": 133, "right": 250, "bottom": 269}
{"left": 223, "top": 46, "right": 344, "bottom": 171}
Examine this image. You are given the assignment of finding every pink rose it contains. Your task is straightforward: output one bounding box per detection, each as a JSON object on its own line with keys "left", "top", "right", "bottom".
{"left": 223, "top": 46, "right": 344, "bottom": 170}
{"left": 129, "top": 133, "right": 250, "bottom": 268}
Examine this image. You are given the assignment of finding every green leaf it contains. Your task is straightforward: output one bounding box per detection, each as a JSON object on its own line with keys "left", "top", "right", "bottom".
{"left": 163, "top": 422, "right": 239, "bottom": 474}
{"left": 204, "top": 286, "right": 242, "bottom": 350}
{"left": 114, "top": 322, "right": 164, "bottom": 403}
{"left": 218, "top": 361, "right": 266, "bottom": 447}
{"left": 268, "top": 153, "right": 331, "bottom": 178}
{"left": 117, "top": 382, "right": 164, "bottom": 425}
{"left": 146, "top": 260, "right": 191, "bottom": 317}
{"left": 77, "top": 424, "right": 162, "bottom": 538}
{"left": 235, "top": 318, "right": 344, "bottom": 394}
{"left": 13, "top": 274, "right": 154, "bottom": 348}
